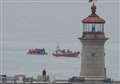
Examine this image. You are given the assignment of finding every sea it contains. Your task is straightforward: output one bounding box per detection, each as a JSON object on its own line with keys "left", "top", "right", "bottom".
{"left": 0, "top": 42, "right": 119, "bottom": 81}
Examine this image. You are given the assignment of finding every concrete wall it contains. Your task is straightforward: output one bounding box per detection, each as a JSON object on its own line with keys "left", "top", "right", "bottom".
{"left": 0, "top": 81, "right": 120, "bottom": 84}
{"left": 80, "top": 39, "right": 107, "bottom": 80}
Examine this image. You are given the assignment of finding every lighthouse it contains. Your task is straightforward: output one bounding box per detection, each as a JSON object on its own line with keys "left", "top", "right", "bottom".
{"left": 79, "top": 3, "right": 108, "bottom": 80}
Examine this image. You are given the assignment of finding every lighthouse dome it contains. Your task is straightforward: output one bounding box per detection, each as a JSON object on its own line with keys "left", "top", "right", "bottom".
{"left": 82, "top": 3, "right": 105, "bottom": 23}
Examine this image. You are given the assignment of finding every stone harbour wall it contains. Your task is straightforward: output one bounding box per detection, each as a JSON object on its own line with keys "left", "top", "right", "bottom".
{"left": 0, "top": 81, "right": 120, "bottom": 84}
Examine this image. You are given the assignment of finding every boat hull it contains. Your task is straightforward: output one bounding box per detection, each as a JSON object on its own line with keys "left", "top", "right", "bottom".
{"left": 52, "top": 52, "right": 79, "bottom": 57}
{"left": 27, "top": 48, "right": 47, "bottom": 55}
{"left": 27, "top": 52, "right": 48, "bottom": 55}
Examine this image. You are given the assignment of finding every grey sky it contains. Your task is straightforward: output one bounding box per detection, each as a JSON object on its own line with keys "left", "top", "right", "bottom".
{"left": 0, "top": 0, "right": 119, "bottom": 48}
{"left": 1, "top": 0, "right": 119, "bottom": 43}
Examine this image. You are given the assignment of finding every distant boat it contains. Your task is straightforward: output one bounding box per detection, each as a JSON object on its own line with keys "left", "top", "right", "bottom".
{"left": 52, "top": 45, "right": 80, "bottom": 57}
{"left": 27, "top": 48, "right": 47, "bottom": 55}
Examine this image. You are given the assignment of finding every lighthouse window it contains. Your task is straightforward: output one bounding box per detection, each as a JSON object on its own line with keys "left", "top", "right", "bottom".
{"left": 84, "top": 24, "right": 89, "bottom": 32}
{"left": 86, "top": 24, "right": 88, "bottom": 32}
{"left": 83, "top": 24, "right": 85, "bottom": 31}
{"left": 83, "top": 24, "right": 104, "bottom": 32}
{"left": 92, "top": 24, "right": 95, "bottom": 32}
{"left": 100, "top": 24, "right": 102, "bottom": 32}
{"left": 100, "top": 24, "right": 102, "bottom": 31}
{"left": 88, "top": 24, "right": 91, "bottom": 32}
{"left": 91, "top": 53, "right": 95, "bottom": 56}
{"left": 96, "top": 24, "right": 104, "bottom": 32}
{"left": 86, "top": 24, "right": 87, "bottom": 32}
{"left": 84, "top": 24, "right": 86, "bottom": 32}
{"left": 97, "top": 24, "right": 101, "bottom": 32}
{"left": 101, "top": 24, "right": 104, "bottom": 32}
{"left": 91, "top": 24, "right": 103, "bottom": 32}
{"left": 83, "top": 25, "right": 86, "bottom": 31}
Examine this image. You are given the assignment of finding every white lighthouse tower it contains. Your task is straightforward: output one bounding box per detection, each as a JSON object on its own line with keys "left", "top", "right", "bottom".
{"left": 79, "top": 3, "right": 108, "bottom": 80}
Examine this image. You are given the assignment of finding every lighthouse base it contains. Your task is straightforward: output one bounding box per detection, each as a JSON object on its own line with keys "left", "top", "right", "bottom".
{"left": 80, "top": 76, "right": 105, "bottom": 81}
{"left": 70, "top": 80, "right": 117, "bottom": 84}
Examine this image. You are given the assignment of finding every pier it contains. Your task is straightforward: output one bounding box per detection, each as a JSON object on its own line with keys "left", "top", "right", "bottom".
{"left": 0, "top": 81, "right": 120, "bottom": 84}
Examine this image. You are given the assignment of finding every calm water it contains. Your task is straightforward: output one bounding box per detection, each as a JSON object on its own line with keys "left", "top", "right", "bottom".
{"left": 1, "top": 42, "right": 119, "bottom": 81}
{"left": 2, "top": 45, "right": 81, "bottom": 80}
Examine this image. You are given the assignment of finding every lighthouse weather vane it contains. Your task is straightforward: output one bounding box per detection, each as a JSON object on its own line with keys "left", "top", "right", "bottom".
{"left": 89, "top": 0, "right": 97, "bottom": 3}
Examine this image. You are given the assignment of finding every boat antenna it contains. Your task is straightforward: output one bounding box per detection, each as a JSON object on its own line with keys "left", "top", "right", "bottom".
{"left": 56, "top": 42, "right": 60, "bottom": 49}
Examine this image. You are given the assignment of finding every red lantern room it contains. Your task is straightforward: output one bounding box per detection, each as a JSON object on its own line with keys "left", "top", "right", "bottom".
{"left": 82, "top": 3, "right": 106, "bottom": 39}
